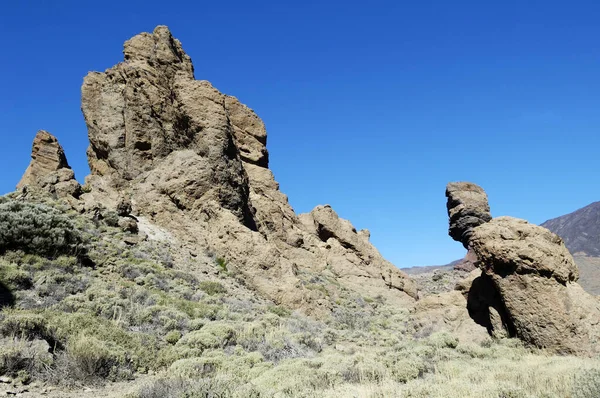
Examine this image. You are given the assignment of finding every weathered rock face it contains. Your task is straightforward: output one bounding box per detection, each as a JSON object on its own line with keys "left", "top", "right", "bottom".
{"left": 446, "top": 182, "right": 492, "bottom": 248}
{"left": 411, "top": 289, "right": 490, "bottom": 345}
{"left": 80, "top": 26, "right": 417, "bottom": 314}
{"left": 469, "top": 217, "right": 599, "bottom": 354}
{"left": 446, "top": 182, "right": 600, "bottom": 355}
{"left": 17, "top": 130, "right": 81, "bottom": 198}
{"left": 452, "top": 249, "right": 477, "bottom": 272}
{"left": 82, "top": 27, "right": 254, "bottom": 225}
{"left": 299, "top": 205, "right": 418, "bottom": 300}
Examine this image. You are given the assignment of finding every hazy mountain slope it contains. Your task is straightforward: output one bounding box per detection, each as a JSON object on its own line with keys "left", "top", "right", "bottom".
{"left": 540, "top": 202, "right": 600, "bottom": 295}
{"left": 541, "top": 202, "right": 600, "bottom": 256}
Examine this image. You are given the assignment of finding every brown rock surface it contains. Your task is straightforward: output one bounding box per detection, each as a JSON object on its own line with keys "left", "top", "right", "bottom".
{"left": 411, "top": 290, "right": 490, "bottom": 344}
{"left": 446, "top": 182, "right": 492, "bottom": 248}
{"left": 452, "top": 249, "right": 478, "bottom": 272}
{"left": 446, "top": 182, "right": 600, "bottom": 355}
{"left": 80, "top": 26, "right": 417, "bottom": 314}
{"left": 17, "top": 130, "right": 81, "bottom": 198}
{"left": 469, "top": 217, "right": 599, "bottom": 354}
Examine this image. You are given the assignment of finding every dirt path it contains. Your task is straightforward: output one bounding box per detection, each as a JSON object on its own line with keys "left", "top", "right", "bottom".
{"left": 0, "top": 376, "right": 151, "bottom": 398}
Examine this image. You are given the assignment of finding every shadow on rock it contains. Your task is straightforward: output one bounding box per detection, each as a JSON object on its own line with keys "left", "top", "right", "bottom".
{"left": 466, "top": 273, "right": 514, "bottom": 338}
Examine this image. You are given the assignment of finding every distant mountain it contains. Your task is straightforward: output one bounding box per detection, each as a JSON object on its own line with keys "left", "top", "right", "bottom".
{"left": 541, "top": 202, "right": 600, "bottom": 257}
{"left": 401, "top": 261, "right": 458, "bottom": 275}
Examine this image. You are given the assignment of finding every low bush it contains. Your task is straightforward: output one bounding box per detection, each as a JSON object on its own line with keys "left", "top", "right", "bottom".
{"left": 0, "top": 337, "right": 52, "bottom": 377}
{"left": 572, "top": 368, "right": 600, "bottom": 398}
{"left": 66, "top": 334, "right": 122, "bottom": 379}
{"left": 199, "top": 281, "right": 227, "bottom": 296}
{"left": 0, "top": 201, "right": 85, "bottom": 257}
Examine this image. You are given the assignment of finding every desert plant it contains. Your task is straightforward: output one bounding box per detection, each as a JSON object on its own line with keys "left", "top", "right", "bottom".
{"left": 0, "top": 201, "right": 85, "bottom": 258}
{"left": 215, "top": 257, "right": 228, "bottom": 273}
{"left": 572, "top": 368, "right": 600, "bottom": 398}
{"left": 199, "top": 281, "right": 227, "bottom": 296}
{"left": 66, "top": 334, "right": 121, "bottom": 379}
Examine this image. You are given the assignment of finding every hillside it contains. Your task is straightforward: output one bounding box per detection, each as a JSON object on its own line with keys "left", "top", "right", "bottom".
{"left": 541, "top": 202, "right": 600, "bottom": 257}
{"left": 540, "top": 202, "right": 600, "bottom": 295}
{"left": 1, "top": 27, "right": 599, "bottom": 397}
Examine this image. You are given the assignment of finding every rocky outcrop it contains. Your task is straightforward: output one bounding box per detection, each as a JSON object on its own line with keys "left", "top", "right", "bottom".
{"left": 411, "top": 289, "right": 490, "bottom": 344}
{"left": 446, "top": 182, "right": 492, "bottom": 248}
{"left": 299, "top": 205, "right": 418, "bottom": 299}
{"left": 17, "top": 130, "right": 81, "bottom": 198}
{"left": 452, "top": 249, "right": 477, "bottom": 272}
{"left": 446, "top": 182, "right": 600, "bottom": 355}
{"left": 78, "top": 26, "right": 417, "bottom": 314}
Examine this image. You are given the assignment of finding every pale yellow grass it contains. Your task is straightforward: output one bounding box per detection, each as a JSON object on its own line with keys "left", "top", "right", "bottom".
{"left": 317, "top": 354, "right": 599, "bottom": 398}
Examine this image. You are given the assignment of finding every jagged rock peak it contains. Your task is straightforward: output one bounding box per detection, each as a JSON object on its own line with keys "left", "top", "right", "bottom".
{"left": 18, "top": 130, "right": 70, "bottom": 189}
{"left": 124, "top": 25, "right": 194, "bottom": 79}
{"left": 446, "top": 182, "right": 492, "bottom": 249}
{"left": 82, "top": 26, "right": 268, "bottom": 190}
{"left": 17, "top": 130, "right": 81, "bottom": 198}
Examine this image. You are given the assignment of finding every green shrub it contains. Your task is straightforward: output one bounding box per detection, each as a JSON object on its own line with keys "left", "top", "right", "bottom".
{"left": 101, "top": 210, "right": 120, "bottom": 227}
{"left": 0, "top": 201, "right": 85, "bottom": 258}
{"left": 66, "top": 334, "right": 121, "bottom": 379}
{"left": 176, "top": 322, "right": 236, "bottom": 351}
{"left": 268, "top": 305, "right": 291, "bottom": 318}
{"left": 215, "top": 257, "right": 228, "bottom": 273}
{"left": 198, "top": 281, "right": 227, "bottom": 296}
{"left": 427, "top": 332, "right": 459, "bottom": 349}
{"left": 135, "top": 376, "right": 261, "bottom": 398}
{"left": 165, "top": 330, "right": 182, "bottom": 345}
{"left": 0, "top": 311, "right": 50, "bottom": 341}
{"left": 572, "top": 368, "right": 600, "bottom": 398}
{"left": 0, "top": 262, "right": 32, "bottom": 290}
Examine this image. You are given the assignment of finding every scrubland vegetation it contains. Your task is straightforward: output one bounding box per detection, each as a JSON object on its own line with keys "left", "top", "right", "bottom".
{"left": 0, "top": 194, "right": 598, "bottom": 397}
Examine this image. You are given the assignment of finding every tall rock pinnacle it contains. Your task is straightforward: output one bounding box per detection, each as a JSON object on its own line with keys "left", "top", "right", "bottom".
{"left": 80, "top": 26, "right": 417, "bottom": 313}
{"left": 446, "top": 182, "right": 492, "bottom": 249}
{"left": 17, "top": 130, "right": 81, "bottom": 198}
{"left": 18, "top": 130, "right": 70, "bottom": 188}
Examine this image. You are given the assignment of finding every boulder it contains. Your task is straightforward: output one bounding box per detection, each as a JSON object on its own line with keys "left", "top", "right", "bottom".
{"left": 469, "top": 217, "right": 599, "bottom": 354}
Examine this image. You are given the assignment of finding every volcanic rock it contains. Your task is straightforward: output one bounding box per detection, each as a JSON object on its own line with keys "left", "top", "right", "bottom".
{"left": 452, "top": 249, "right": 478, "bottom": 272}
{"left": 17, "top": 130, "right": 81, "bottom": 198}
{"left": 446, "top": 182, "right": 492, "bottom": 248}
{"left": 79, "top": 26, "right": 417, "bottom": 314}
{"left": 446, "top": 182, "right": 600, "bottom": 355}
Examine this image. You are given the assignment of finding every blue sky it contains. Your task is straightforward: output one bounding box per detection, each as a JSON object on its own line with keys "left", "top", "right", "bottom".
{"left": 1, "top": 0, "right": 599, "bottom": 267}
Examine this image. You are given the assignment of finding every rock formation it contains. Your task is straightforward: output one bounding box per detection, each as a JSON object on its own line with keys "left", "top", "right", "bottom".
{"left": 75, "top": 26, "right": 416, "bottom": 314}
{"left": 17, "top": 130, "right": 81, "bottom": 198}
{"left": 446, "top": 182, "right": 600, "bottom": 355}
{"left": 452, "top": 249, "right": 477, "bottom": 272}
{"left": 446, "top": 182, "right": 492, "bottom": 248}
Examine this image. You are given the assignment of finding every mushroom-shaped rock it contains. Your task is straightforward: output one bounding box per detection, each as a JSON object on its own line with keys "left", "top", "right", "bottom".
{"left": 446, "top": 182, "right": 600, "bottom": 355}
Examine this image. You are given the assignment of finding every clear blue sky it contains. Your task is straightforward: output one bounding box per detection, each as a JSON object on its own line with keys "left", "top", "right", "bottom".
{"left": 1, "top": 0, "right": 599, "bottom": 267}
